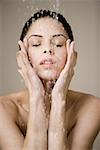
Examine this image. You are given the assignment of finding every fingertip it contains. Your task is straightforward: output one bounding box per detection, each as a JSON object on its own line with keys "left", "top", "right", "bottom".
{"left": 70, "top": 40, "right": 75, "bottom": 48}
{"left": 23, "top": 38, "right": 28, "bottom": 51}
{"left": 66, "top": 39, "right": 71, "bottom": 43}
{"left": 66, "top": 39, "right": 71, "bottom": 53}
{"left": 18, "top": 40, "right": 22, "bottom": 44}
{"left": 72, "top": 41, "right": 75, "bottom": 45}
{"left": 18, "top": 41, "right": 21, "bottom": 45}
{"left": 23, "top": 37, "right": 27, "bottom": 43}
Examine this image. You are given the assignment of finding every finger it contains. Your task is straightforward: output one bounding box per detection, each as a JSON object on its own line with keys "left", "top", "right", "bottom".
{"left": 67, "top": 41, "right": 76, "bottom": 62}
{"left": 16, "top": 51, "right": 40, "bottom": 91}
{"left": 20, "top": 51, "right": 29, "bottom": 66}
{"left": 16, "top": 51, "right": 28, "bottom": 73}
{"left": 16, "top": 51, "right": 26, "bottom": 79}
{"left": 70, "top": 41, "right": 75, "bottom": 54}
{"left": 18, "top": 40, "right": 26, "bottom": 54}
{"left": 16, "top": 51, "right": 32, "bottom": 82}
{"left": 20, "top": 39, "right": 32, "bottom": 67}
{"left": 73, "top": 51, "right": 78, "bottom": 67}
{"left": 66, "top": 39, "right": 71, "bottom": 54}
{"left": 16, "top": 51, "right": 24, "bottom": 69}
{"left": 23, "top": 38, "right": 29, "bottom": 52}
{"left": 65, "top": 40, "right": 73, "bottom": 67}
{"left": 63, "top": 41, "right": 76, "bottom": 73}
{"left": 70, "top": 41, "right": 77, "bottom": 66}
{"left": 20, "top": 51, "right": 36, "bottom": 75}
{"left": 17, "top": 68, "right": 24, "bottom": 79}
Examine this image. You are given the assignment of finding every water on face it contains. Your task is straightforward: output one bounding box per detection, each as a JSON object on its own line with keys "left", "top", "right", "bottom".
{"left": 19, "top": 0, "right": 64, "bottom": 83}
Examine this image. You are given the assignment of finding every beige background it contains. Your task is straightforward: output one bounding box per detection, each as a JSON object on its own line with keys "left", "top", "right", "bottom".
{"left": 0, "top": 0, "right": 100, "bottom": 149}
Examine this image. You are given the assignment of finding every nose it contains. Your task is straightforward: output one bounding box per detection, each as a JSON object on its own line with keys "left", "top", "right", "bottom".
{"left": 43, "top": 49, "right": 54, "bottom": 55}
{"left": 43, "top": 40, "right": 54, "bottom": 55}
{"left": 43, "top": 50, "right": 54, "bottom": 54}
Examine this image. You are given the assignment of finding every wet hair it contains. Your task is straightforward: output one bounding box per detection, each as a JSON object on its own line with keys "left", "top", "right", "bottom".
{"left": 20, "top": 9, "right": 74, "bottom": 42}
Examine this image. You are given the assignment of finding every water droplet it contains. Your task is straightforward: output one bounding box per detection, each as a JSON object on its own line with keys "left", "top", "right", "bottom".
{"left": 58, "top": 93, "right": 61, "bottom": 99}
{"left": 62, "top": 127, "right": 66, "bottom": 133}
{"left": 42, "top": 90, "right": 45, "bottom": 96}
{"left": 55, "top": 15, "right": 59, "bottom": 20}
{"left": 48, "top": 94, "right": 51, "bottom": 98}
{"left": 37, "top": 13, "right": 40, "bottom": 18}
{"left": 26, "top": 5, "right": 30, "bottom": 9}
{"left": 31, "top": 6, "right": 34, "bottom": 11}
{"left": 22, "top": 0, "right": 26, "bottom": 2}
{"left": 53, "top": 4, "right": 56, "bottom": 10}
{"left": 52, "top": 0, "right": 60, "bottom": 12}
{"left": 56, "top": 0, "right": 60, "bottom": 12}
{"left": 54, "top": 132, "right": 58, "bottom": 138}
{"left": 36, "top": 7, "right": 39, "bottom": 11}
{"left": 42, "top": 108, "right": 45, "bottom": 113}
{"left": 53, "top": 79, "right": 56, "bottom": 84}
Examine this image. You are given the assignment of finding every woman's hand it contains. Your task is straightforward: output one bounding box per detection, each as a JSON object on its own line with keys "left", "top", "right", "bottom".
{"left": 52, "top": 39, "right": 77, "bottom": 101}
{"left": 16, "top": 39, "right": 45, "bottom": 99}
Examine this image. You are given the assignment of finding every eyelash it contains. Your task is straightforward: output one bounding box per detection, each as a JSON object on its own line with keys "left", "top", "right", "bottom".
{"left": 32, "top": 44, "right": 63, "bottom": 47}
{"left": 32, "top": 44, "right": 41, "bottom": 47}
{"left": 56, "top": 44, "right": 63, "bottom": 47}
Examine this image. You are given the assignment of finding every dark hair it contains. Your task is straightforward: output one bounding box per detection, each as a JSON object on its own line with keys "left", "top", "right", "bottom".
{"left": 20, "top": 9, "right": 74, "bottom": 42}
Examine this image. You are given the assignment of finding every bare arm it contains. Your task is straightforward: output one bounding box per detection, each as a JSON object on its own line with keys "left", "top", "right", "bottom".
{"left": 48, "top": 40, "right": 77, "bottom": 150}
{"left": 22, "top": 96, "right": 47, "bottom": 150}
{"left": 17, "top": 40, "right": 48, "bottom": 150}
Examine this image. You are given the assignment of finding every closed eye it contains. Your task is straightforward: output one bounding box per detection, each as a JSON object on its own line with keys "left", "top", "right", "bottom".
{"left": 32, "top": 44, "right": 41, "bottom": 47}
{"left": 56, "top": 44, "right": 63, "bottom": 47}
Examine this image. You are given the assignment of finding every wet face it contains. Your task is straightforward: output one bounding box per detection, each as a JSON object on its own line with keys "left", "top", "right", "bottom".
{"left": 25, "top": 17, "right": 68, "bottom": 81}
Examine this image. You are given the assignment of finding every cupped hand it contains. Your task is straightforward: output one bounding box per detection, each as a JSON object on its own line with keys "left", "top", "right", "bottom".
{"left": 16, "top": 38, "right": 45, "bottom": 99}
{"left": 52, "top": 39, "right": 77, "bottom": 101}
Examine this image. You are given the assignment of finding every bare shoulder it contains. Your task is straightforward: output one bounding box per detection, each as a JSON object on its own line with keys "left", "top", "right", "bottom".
{"left": 76, "top": 91, "right": 100, "bottom": 129}
{"left": 68, "top": 90, "right": 100, "bottom": 149}
{"left": 0, "top": 91, "right": 27, "bottom": 149}
{"left": 69, "top": 90, "right": 100, "bottom": 124}
{"left": 0, "top": 90, "right": 28, "bottom": 121}
{"left": 68, "top": 90, "right": 100, "bottom": 113}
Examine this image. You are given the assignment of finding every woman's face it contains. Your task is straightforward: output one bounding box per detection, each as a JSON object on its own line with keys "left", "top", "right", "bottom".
{"left": 25, "top": 17, "right": 68, "bottom": 81}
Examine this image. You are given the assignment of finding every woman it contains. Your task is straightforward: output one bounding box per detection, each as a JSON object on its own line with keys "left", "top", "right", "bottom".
{"left": 0, "top": 9, "right": 99, "bottom": 150}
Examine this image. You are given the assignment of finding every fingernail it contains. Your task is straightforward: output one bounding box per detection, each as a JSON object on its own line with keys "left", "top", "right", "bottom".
{"left": 23, "top": 38, "right": 26, "bottom": 42}
{"left": 18, "top": 41, "right": 21, "bottom": 45}
{"left": 67, "top": 39, "right": 71, "bottom": 42}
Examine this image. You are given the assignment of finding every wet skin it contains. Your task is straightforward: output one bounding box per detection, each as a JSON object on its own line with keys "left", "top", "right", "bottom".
{"left": 0, "top": 89, "right": 99, "bottom": 150}
{"left": 0, "top": 17, "right": 100, "bottom": 150}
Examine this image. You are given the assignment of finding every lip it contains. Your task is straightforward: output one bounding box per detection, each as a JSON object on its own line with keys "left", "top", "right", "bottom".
{"left": 40, "top": 58, "right": 55, "bottom": 68}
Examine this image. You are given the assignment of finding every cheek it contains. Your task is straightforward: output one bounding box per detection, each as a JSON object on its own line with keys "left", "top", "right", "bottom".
{"left": 56, "top": 49, "right": 67, "bottom": 68}
{"left": 28, "top": 48, "right": 40, "bottom": 67}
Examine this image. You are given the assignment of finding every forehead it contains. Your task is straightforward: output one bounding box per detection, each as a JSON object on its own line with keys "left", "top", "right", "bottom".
{"left": 26, "top": 17, "right": 67, "bottom": 38}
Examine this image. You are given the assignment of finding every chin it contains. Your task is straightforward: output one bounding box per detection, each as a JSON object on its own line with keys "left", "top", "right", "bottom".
{"left": 37, "top": 69, "right": 60, "bottom": 81}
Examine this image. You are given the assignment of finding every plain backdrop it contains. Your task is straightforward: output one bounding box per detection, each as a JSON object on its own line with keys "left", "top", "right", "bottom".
{"left": 0, "top": 0, "right": 100, "bottom": 149}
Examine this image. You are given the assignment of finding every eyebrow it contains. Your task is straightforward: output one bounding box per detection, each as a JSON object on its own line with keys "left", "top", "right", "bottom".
{"left": 28, "top": 34, "right": 67, "bottom": 39}
{"left": 52, "top": 34, "right": 67, "bottom": 39}
{"left": 28, "top": 34, "right": 43, "bottom": 39}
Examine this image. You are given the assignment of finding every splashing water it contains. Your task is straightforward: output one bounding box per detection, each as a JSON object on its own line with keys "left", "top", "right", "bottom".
{"left": 22, "top": 0, "right": 26, "bottom": 2}
{"left": 53, "top": 0, "right": 60, "bottom": 12}
{"left": 55, "top": 0, "right": 60, "bottom": 12}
